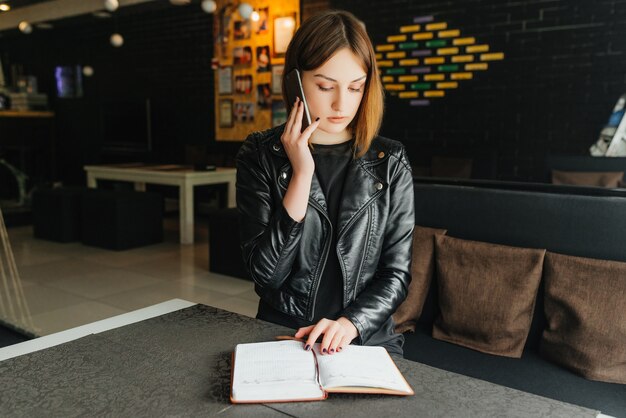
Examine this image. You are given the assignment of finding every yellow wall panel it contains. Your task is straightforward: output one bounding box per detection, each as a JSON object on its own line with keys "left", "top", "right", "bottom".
{"left": 437, "top": 82, "right": 459, "bottom": 89}
{"left": 424, "top": 90, "right": 445, "bottom": 97}
{"left": 387, "top": 51, "right": 407, "bottom": 59}
{"left": 438, "top": 29, "right": 460, "bottom": 38}
{"left": 400, "top": 25, "right": 421, "bottom": 33}
{"left": 424, "top": 57, "right": 445, "bottom": 65}
{"left": 398, "top": 75, "right": 419, "bottom": 82}
{"left": 214, "top": 0, "right": 300, "bottom": 141}
{"left": 412, "top": 32, "right": 434, "bottom": 40}
{"left": 382, "top": 76, "right": 394, "bottom": 82}
{"left": 465, "top": 63, "right": 488, "bottom": 71}
{"left": 375, "top": 53, "right": 383, "bottom": 60}
{"left": 399, "top": 91, "right": 419, "bottom": 98}
{"left": 399, "top": 59, "right": 419, "bottom": 66}
{"left": 453, "top": 37, "right": 475, "bottom": 46}
{"left": 480, "top": 52, "right": 505, "bottom": 61}
{"left": 466, "top": 44, "right": 489, "bottom": 53}
{"left": 387, "top": 35, "right": 407, "bottom": 42}
{"left": 377, "top": 60, "right": 394, "bottom": 67}
{"left": 384, "top": 84, "right": 406, "bottom": 91}
{"left": 450, "top": 72, "right": 474, "bottom": 80}
{"left": 426, "top": 22, "right": 447, "bottom": 31}
{"left": 424, "top": 74, "right": 445, "bottom": 81}
{"left": 376, "top": 44, "right": 395, "bottom": 52}
{"left": 437, "top": 47, "right": 459, "bottom": 55}
{"left": 451, "top": 55, "right": 474, "bottom": 63}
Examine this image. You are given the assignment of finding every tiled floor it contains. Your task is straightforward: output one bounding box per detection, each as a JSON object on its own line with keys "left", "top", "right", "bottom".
{"left": 1, "top": 218, "right": 259, "bottom": 337}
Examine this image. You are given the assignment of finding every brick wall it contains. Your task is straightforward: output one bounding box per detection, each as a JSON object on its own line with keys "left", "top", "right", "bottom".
{"left": 332, "top": 0, "right": 626, "bottom": 180}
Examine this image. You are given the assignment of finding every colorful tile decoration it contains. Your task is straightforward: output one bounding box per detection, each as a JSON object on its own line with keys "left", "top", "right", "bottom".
{"left": 376, "top": 15, "right": 504, "bottom": 106}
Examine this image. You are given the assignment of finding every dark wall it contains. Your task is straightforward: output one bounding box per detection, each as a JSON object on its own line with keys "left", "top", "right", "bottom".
{"left": 2, "top": 1, "right": 625, "bottom": 183}
{"left": 333, "top": 0, "right": 626, "bottom": 181}
{"left": 0, "top": 2, "right": 241, "bottom": 185}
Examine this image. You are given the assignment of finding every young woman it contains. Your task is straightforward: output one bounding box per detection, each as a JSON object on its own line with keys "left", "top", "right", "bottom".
{"left": 236, "top": 10, "right": 415, "bottom": 357}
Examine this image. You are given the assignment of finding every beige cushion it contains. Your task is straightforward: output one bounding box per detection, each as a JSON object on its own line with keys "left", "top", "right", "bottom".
{"left": 551, "top": 170, "right": 624, "bottom": 188}
{"left": 433, "top": 236, "right": 545, "bottom": 358}
{"left": 541, "top": 252, "right": 626, "bottom": 384}
{"left": 392, "top": 226, "right": 447, "bottom": 334}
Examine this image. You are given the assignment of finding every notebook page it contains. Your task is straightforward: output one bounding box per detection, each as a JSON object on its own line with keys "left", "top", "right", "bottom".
{"left": 232, "top": 340, "right": 324, "bottom": 402}
{"left": 314, "top": 344, "right": 412, "bottom": 393}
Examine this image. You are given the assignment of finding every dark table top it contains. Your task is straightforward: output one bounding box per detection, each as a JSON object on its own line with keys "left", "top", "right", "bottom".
{"left": 0, "top": 304, "right": 599, "bottom": 417}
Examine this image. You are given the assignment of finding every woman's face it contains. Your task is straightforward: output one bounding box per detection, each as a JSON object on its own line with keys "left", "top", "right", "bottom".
{"left": 301, "top": 48, "right": 367, "bottom": 136}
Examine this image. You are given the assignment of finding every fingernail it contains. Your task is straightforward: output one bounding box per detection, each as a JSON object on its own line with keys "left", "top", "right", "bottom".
{"left": 337, "top": 347, "right": 342, "bottom": 352}
{"left": 304, "top": 344, "right": 310, "bottom": 351}
{"left": 315, "top": 117, "right": 320, "bottom": 121}
{"left": 322, "top": 348, "right": 327, "bottom": 353}
{"left": 329, "top": 348, "right": 334, "bottom": 353}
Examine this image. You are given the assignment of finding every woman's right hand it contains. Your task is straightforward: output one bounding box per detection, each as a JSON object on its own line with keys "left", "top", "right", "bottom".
{"left": 281, "top": 97, "right": 320, "bottom": 177}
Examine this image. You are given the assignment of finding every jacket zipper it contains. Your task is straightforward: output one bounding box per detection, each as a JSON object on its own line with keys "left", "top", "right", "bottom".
{"left": 308, "top": 199, "right": 332, "bottom": 321}
{"left": 353, "top": 207, "right": 372, "bottom": 300}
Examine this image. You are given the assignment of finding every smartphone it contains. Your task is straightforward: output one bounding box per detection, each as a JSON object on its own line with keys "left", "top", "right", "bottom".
{"left": 284, "top": 69, "right": 312, "bottom": 132}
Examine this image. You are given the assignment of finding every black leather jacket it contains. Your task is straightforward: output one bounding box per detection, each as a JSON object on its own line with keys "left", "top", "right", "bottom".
{"left": 236, "top": 124, "right": 415, "bottom": 344}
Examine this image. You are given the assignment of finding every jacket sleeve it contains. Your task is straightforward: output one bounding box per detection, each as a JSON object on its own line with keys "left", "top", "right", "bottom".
{"left": 340, "top": 146, "right": 415, "bottom": 343}
{"left": 236, "top": 134, "right": 304, "bottom": 291}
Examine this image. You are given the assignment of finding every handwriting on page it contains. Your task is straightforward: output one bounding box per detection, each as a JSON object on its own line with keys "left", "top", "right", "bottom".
{"left": 234, "top": 340, "right": 317, "bottom": 386}
{"left": 315, "top": 345, "right": 409, "bottom": 392}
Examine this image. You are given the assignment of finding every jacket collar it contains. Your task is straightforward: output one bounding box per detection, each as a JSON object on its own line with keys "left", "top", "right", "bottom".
{"left": 272, "top": 126, "right": 390, "bottom": 237}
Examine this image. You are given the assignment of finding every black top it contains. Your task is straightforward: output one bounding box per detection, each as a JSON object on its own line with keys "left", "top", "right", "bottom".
{"left": 310, "top": 139, "right": 354, "bottom": 321}
{"left": 258, "top": 139, "right": 403, "bottom": 355}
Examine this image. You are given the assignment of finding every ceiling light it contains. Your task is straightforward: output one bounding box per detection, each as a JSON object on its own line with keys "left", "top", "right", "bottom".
{"left": 238, "top": 3, "right": 253, "bottom": 19}
{"left": 110, "top": 33, "right": 124, "bottom": 47}
{"left": 19, "top": 21, "right": 33, "bottom": 34}
{"left": 200, "top": 0, "right": 216, "bottom": 13}
{"left": 0, "top": 4, "right": 10, "bottom": 12}
{"left": 103, "top": 0, "right": 119, "bottom": 12}
{"left": 251, "top": 11, "right": 259, "bottom": 22}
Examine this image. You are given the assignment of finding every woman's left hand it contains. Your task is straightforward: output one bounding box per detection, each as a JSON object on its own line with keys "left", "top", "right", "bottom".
{"left": 294, "top": 317, "right": 358, "bottom": 355}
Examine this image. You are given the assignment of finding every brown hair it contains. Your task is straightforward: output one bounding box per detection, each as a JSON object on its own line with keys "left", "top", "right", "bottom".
{"left": 282, "top": 10, "right": 384, "bottom": 157}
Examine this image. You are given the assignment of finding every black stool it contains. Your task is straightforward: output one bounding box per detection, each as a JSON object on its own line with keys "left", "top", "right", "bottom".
{"left": 208, "top": 208, "right": 249, "bottom": 280}
{"left": 32, "top": 187, "right": 84, "bottom": 243}
{"left": 81, "top": 189, "right": 163, "bottom": 251}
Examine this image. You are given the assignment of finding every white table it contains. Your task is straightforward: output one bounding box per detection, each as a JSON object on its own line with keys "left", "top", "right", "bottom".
{"left": 84, "top": 164, "right": 237, "bottom": 244}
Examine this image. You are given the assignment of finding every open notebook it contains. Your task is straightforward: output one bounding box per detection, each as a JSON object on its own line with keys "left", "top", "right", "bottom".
{"left": 230, "top": 340, "right": 414, "bottom": 403}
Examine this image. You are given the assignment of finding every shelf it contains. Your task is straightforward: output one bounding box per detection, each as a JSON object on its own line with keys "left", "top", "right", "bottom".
{"left": 0, "top": 110, "right": 55, "bottom": 118}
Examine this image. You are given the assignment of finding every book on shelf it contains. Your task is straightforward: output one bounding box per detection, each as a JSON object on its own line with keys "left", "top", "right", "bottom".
{"left": 230, "top": 339, "right": 414, "bottom": 403}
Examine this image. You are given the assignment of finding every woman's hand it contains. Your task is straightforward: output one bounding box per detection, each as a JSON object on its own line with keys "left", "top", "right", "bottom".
{"left": 281, "top": 97, "right": 320, "bottom": 177}
{"left": 294, "top": 317, "right": 359, "bottom": 355}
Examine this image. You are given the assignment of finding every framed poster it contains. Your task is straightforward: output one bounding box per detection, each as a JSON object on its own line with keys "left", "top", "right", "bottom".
{"left": 235, "top": 75, "right": 253, "bottom": 94}
{"left": 271, "top": 64, "right": 284, "bottom": 95}
{"left": 233, "top": 46, "right": 253, "bottom": 67}
{"left": 256, "top": 46, "right": 271, "bottom": 73}
{"left": 233, "top": 20, "right": 251, "bottom": 40}
{"left": 234, "top": 102, "right": 255, "bottom": 123}
{"left": 253, "top": 7, "right": 269, "bottom": 35}
{"left": 219, "top": 99, "right": 233, "bottom": 128}
{"left": 273, "top": 14, "right": 296, "bottom": 57}
{"left": 272, "top": 101, "right": 287, "bottom": 127}
{"left": 218, "top": 67, "right": 233, "bottom": 95}
{"left": 257, "top": 83, "right": 272, "bottom": 109}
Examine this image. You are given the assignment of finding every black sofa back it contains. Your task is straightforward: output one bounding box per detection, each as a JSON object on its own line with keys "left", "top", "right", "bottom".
{"left": 413, "top": 180, "right": 626, "bottom": 350}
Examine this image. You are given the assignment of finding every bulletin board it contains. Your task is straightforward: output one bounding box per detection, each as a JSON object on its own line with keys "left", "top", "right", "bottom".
{"left": 213, "top": 0, "right": 300, "bottom": 141}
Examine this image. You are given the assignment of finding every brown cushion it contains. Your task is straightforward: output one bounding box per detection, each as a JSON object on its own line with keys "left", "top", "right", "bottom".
{"left": 551, "top": 169, "right": 624, "bottom": 188}
{"left": 392, "top": 226, "right": 447, "bottom": 334}
{"left": 541, "top": 252, "right": 626, "bottom": 384}
{"left": 433, "top": 236, "right": 545, "bottom": 358}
